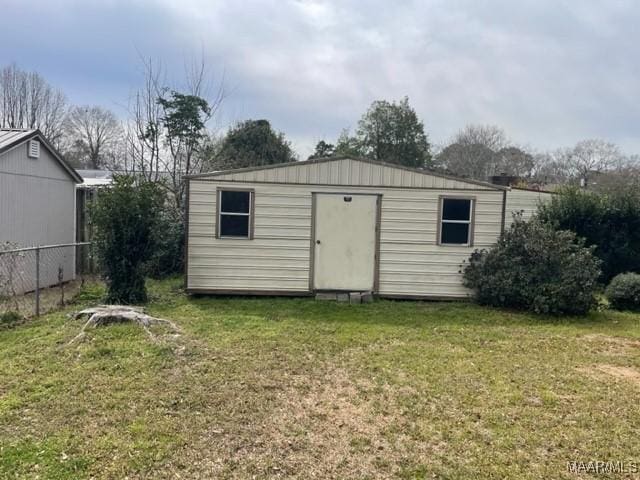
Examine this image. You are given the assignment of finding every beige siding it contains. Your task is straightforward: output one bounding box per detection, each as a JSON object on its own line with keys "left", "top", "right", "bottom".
{"left": 188, "top": 180, "right": 504, "bottom": 298}
{"left": 505, "top": 189, "right": 553, "bottom": 227}
{"left": 208, "top": 157, "right": 494, "bottom": 190}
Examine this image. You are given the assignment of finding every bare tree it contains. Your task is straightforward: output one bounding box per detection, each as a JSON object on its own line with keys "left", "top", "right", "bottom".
{"left": 123, "top": 58, "right": 164, "bottom": 183}
{"left": 63, "top": 105, "right": 122, "bottom": 169}
{"left": 0, "top": 63, "right": 67, "bottom": 144}
{"left": 436, "top": 125, "right": 510, "bottom": 180}
{"left": 123, "top": 56, "right": 225, "bottom": 211}
{"left": 568, "top": 139, "right": 622, "bottom": 186}
{"left": 453, "top": 124, "right": 508, "bottom": 151}
{"left": 435, "top": 142, "right": 498, "bottom": 179}
{"left": 436, "top": 125, "right": 542, "bottom": 181}
{"left": 530, "top": 149, "right": 573, "bottom": 185}
{"left": 495, "top": 146, "right": 535, "bottom": 177}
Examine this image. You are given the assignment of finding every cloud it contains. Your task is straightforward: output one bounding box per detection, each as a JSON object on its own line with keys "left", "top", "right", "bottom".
{"left": 0, "top": 0, "right": 638, "bottom": 156}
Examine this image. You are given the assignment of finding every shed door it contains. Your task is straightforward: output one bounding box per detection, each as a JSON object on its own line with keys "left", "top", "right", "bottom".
{"left": 312, "top": 193, "right": 379, "bottom": 291}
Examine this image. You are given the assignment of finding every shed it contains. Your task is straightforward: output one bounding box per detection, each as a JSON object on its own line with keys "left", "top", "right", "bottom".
{"left": 185, "top": 157, "right": 551, "bottom": 299}
{"left": 0, "top": 129, "right": 82, "bottom": 292}
{"left": 504, "top": 187, "right": 555, "bottom": 227}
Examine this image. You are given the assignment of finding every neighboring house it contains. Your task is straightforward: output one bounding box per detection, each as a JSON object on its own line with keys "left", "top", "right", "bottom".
{"left": 185, "top": 156, "right": 552, "bottom": 299}
{"left": 75, "top": 169, "right": 114, "bottom": 245}
{"left": 0, "top": 129, "right": 82, "bottom": 292}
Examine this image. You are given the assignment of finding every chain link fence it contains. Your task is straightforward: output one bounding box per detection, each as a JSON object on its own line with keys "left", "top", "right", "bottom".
{"left": 0, "top": 242, "right": 98, "bottom": 318}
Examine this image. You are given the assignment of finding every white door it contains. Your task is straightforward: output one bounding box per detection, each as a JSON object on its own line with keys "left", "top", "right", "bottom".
{"left": 312, "top": 193, "right": 379, "bottom": 291}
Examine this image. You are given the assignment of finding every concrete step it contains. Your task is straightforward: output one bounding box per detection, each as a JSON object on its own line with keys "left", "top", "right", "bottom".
{"left": 315, "top": 291, "right": 374, "bottom": 304}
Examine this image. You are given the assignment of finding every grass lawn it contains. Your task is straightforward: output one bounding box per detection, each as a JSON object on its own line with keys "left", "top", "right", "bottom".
{"left": 1, "top": 278, "right": 640, "bottom": 479}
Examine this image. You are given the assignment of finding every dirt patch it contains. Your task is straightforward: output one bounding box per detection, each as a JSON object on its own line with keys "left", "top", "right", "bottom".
{"left": 580, "top": 334, "right": 640, "bottom": 356}
{"left": 264, "top": 369, "right": 395, "bottom": 477}
{"left": 578, "top": 364, "right": 640, "bottom": 386}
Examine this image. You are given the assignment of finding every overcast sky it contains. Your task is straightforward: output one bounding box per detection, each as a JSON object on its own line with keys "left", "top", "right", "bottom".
{"left": 1, "top": 0, "right": 638, "bottom": 157}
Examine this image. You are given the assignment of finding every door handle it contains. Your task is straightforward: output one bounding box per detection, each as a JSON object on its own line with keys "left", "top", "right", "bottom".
{"left": 316, "top": 240, "right": 321, "bottom": 245}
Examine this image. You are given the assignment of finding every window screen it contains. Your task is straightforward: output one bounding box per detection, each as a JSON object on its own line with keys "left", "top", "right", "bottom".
{"left": 218, "top": 190, "right": 252, "bottom": 238}
{"left": 440, "top": 198, "right": 473, "bottom": 245}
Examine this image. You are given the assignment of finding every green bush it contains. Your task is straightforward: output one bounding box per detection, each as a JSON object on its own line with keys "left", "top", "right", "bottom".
{"left": 538, "top": 186, "right": 640, "bottom": 281}
{"left": 463, "top": 215, "right": 601, "bottom": 315}
{"left": 605, "top": 273, "right": 640, "bottom": 311}
{"left": 91, "top": 175, "right": 165, "bottom": 304}
{"left": 146, "top": 206, "right": 184, "bottom": 278}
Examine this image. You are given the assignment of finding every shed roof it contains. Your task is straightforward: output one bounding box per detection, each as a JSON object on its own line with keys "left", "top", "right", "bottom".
{"left": 0, "top": 129, "right": 82, "bottom": 183}
{"left": 188, "top": 156, "right": 507, "bottom": 191}
{"left": 0, "top": 129, "right": 37, "bottom": 149}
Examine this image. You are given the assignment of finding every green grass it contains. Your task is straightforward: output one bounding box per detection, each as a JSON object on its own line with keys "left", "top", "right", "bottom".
{"left": 1, "top": 277, "right": 640, "bottom": 479}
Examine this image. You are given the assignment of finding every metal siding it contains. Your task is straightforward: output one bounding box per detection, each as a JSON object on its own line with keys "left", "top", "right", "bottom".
{"left": 0, "top": 146, "right": 76, "bottom": 293}
{"left": 504, "top": 189, "right": 553, "bottom": 227}
{"left": 188, "top": 180, "right": 504, "bottom": 298}
{"left": 211, "top": 157, "right": 496, "bottom": 190}
{"left": 0, "top": 141, "right": 71, "bottom": 181}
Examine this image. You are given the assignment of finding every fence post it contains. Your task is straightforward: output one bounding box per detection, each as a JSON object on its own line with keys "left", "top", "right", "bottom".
{"left": 35, "top": 246, "right": 40, "bottom": 317}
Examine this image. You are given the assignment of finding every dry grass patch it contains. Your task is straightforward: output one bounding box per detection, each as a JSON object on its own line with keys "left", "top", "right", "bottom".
{"left": 581, "top": 333, "right": 640, "bottom": 356}
{"left": 579, "top": 364, "right": 640, "bottom": 386}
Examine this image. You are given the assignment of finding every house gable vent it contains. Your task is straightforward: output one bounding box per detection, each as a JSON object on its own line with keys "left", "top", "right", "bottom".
{"left": 28, "top": 139, "right": 40, "bottom": 159}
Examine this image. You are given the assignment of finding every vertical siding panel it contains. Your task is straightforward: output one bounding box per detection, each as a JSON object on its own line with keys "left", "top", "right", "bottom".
{"left": 309, "top": 162, "right": 317, "bottom": 183}
{"left": 206, "top": 159, "right": 498, "bottom": 190}
{"left": 0, "top": 145, "right": 77, "bottom": 293}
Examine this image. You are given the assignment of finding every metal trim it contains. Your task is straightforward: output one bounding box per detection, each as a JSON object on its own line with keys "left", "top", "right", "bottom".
{"left": 437, "top": 195, "right": 477, "bottom": 247}
{"left": 186, "top": 288, "right": 312, "bottom": 297}
{"left": 500, "top": 189, "right": 507, "bottom": 235}
{"left": 373, "top": 195, "right": 382, "bottom": 293}
{"left": 310, "top": 192, "right": 382, "bottom": 292}
{"left": 185, "top": 155, "right": 507, "bottom": 191}
{"left": 193, "top": 177, "right": 501, "bottom": 192}
{"left": 184, "top": 179, "right": 191, "bottom": 289}
{"left": 308, "top": 192, "right": 317, "bottom": 291}
{"left": 215, "top": 187, "right": 255, "bottom": 240}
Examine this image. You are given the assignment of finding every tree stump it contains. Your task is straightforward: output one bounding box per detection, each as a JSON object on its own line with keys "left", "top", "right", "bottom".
{"left": 68, "top": 305, "right": 181, "bottom": 345}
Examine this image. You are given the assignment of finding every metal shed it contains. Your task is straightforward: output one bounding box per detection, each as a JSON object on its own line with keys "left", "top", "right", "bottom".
{"left": 0, "top": 129, "right": 82, "bottom": 292}
{"left": 185, "top": 157, "right": 550, "bottom": 299}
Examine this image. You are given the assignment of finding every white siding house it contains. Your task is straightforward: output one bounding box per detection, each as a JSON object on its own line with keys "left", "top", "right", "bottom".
{"left": 185, "top": 157, "right": 552, "bottom": 300}
{"left": 0, "top": 129, "right": 82, "bottom": 292}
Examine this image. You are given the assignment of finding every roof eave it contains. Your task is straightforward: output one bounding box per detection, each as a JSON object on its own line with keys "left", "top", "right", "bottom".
{"left": 185, "top": 155, "right": 507, "bottom": 191}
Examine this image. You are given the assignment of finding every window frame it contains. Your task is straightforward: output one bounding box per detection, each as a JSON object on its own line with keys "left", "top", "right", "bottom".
{"left": 437, "top": 195, "right": 475, "bottom": 246}
{"left": 216, "top": 187, "right": 255, "bottom": 239}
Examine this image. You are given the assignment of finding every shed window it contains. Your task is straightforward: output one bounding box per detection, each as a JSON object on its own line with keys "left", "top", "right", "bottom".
{"left": 218, "top": 190, "right": 253, "bottom": 238}
{"left": 439, "top": 198, "right": 473, "bottom": 245}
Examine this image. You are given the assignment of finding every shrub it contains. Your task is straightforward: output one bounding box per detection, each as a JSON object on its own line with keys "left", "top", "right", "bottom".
{"left": 463, "top": 215, "right": 601, "bottom": 315}
{"left": 538, "top": 186, "right": 640, "bottom": 281}
{"left": 91, "top": 175, "right": 165, "bottom": 304}
{"left": 146, "top": 206, "right": 184, "bottom": 278}
{"left": 605, "top": 273, "right": 640, "bottom": 311}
